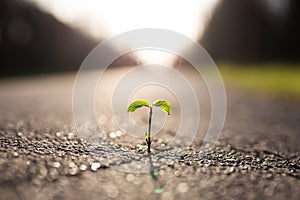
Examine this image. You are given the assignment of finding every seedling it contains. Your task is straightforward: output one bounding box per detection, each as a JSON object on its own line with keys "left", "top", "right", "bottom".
{"left": 127, "top": 99, "right": 171, "bottom": 153}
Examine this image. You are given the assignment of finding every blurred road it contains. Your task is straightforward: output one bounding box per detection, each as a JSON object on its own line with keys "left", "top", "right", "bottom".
{"left": 0, "top": 69, "right": 299, "bottom": 199}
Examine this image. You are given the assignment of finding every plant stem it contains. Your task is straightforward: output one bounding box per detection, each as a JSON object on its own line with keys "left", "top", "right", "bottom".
{"left": 147, "top": 106, "right": 153, "bottom": 153}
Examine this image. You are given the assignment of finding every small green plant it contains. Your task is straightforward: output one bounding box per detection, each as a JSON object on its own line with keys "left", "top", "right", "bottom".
{"left": 127, "top": 99, "right": 171, "bottom": 153}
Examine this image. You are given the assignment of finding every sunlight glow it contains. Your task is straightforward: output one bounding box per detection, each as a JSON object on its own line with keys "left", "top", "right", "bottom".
{"left": 27, "top": 0, "right": 220, "bottom": 65}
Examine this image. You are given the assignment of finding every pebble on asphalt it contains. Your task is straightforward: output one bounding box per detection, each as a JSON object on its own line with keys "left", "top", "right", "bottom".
{"left": 79, "top": 164, "right": 87, "bottom": 171}
{"left": 12, "top": 152, "right": 19, "bottom": 158}
{"left": 56, "top": 132, "right": 62, "bottom": 137}
{"left": 109, "top": 132, "right": 116, "bottom": 139}
{"left": 69, "top": 166, "right": 78, "bottom": 175}
{"left": 52, "top": 162, "right": 61, "bottom": 168}
{"left": 91, "top": 162, "right": 101, "bottom": 171}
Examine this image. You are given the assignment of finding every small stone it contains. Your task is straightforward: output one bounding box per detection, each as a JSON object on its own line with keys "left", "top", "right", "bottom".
{"left": 229, "top": 167, "right": 235, "bottom": 173}
{"left": 79, "top": 164, "right": 87, "bottom": 171}
{"left": 266, "top": 173, "right": 273, "bottom": 179}
{"left": 12, "top": 152, "right": 19, "bottom": 158}
{"left": 52, "top": 162, "right": 61, "bottom": 168}
{"left": 176, "top": 182, "right": 189, "bottom": 193}
{"left": 68, "top": 132, "right": 75, "bottom": 140}
{"left": 69, "top": 166, "right": 79, "bottom": 175}
{"left": 91, "top": 162, "right": 101, "bottom": 171}
{"left": 109, "top": 132, "right": 116, "bottom": 139}
{"left": 56, "top": 132, "right": 62, "bottom": 137}
{"left": 17, "top": 132, "right": 23, "bottom": 137}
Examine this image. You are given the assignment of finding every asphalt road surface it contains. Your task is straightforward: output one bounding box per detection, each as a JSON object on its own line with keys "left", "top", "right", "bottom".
{"left": 0, "top": 68, "right": 299, "bottom": 200}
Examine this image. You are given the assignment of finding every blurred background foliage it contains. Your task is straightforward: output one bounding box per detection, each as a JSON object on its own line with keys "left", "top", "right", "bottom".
{"left": 220, "top": 63, "right": 300, "bottom": 98}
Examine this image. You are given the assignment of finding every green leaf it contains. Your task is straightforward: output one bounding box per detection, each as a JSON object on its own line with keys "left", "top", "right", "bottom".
{"left": 152, "top": 168, "right": 159, "bottom": 177}
{"left": 152, "top": 100, "right": 171, "bottom": 115}
{"left": 145, "top": 132, "right": 152, "bottom": 142}
{"left": 127, "top": 99, "right": 149, "bottom": 113}
{"left": 154, "top": 188, "right": 164, "bottom": 194}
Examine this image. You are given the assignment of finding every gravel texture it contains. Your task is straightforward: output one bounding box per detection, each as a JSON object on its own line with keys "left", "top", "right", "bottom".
{"left": 0, "top": 72, "right": 299, "bottom": 200}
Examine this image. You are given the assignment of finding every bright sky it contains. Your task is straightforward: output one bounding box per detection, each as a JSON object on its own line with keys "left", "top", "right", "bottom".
{"left": 27, "top": 0, "right": 220, "bottom": 64}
